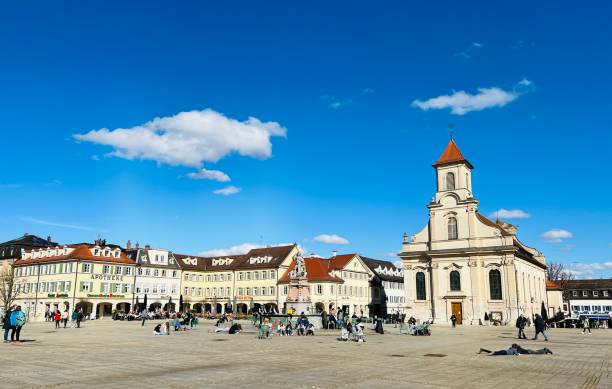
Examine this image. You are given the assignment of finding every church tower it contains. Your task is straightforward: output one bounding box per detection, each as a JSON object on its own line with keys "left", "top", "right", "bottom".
{"left": 427, "top": 138, "right": 479, "bottom": 244}
{"left": 433, "top": 138, "right": 474, "bottom": 202}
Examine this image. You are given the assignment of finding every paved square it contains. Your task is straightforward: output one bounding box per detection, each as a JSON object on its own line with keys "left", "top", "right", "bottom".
{"left": 0, "top": 320, "right": 610, "bottom": 388}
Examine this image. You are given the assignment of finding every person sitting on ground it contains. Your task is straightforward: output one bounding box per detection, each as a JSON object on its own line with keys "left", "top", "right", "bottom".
{"left": 306, "top": 323, "right": 315, "bottom": 336}
{"left": 153, "top": 322, "right": 170, "bottom": 335}
{"left": 285, "top": 322, "right": 293, "bottom": 336}
{"left": 279, "top": 322, "right": 286, "bottom": 336}
{"left": 297, "top": 322, "right": 306, "bottom": 336}
{"left": 346, "top": 321, "right": 353, "bottom": 334}
{"left": 215, "top": 313, "right": 227, "bottom": 327}
{"left": 339, "top": 327, "right": 349, "bottom": 341}
{"left": 229, "top": 323, "right": 242, "bottom": 334}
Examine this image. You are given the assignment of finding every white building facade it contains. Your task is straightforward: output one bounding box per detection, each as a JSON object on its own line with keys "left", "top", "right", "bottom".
{"left": 400, "top": 139, "right": 547, "bottom": 325}
{"left": 125, "top": 245, "right": 181, "bottom": 312}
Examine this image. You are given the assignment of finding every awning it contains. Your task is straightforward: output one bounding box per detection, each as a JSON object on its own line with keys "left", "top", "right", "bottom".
{"left": 579, "top": 314, "right": 612, "bottom": 319}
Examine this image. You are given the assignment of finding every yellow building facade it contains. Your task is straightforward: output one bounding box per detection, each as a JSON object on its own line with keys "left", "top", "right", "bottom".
{"left": 13, "top": 243, "right": 136, "bottom": 320}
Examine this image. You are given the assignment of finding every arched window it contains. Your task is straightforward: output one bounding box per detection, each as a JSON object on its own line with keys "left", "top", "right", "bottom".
{"left": 416, "top": 272, "right": 426, "bottom": 300}
{"left": 447, "top": 217, "right": 458, "bottom": 240}
{"left": 489, "top": 269, "right": 502, "bottom": 300}
{"left": 450, "top": 270, "right": 461, "bottom": 291}
{"left": 446, "top": 172, "right": 455, "bottom": 190}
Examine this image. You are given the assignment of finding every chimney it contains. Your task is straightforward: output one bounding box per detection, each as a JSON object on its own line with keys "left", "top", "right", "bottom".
{"left": 126, "top": 240, "right": 132, "bottom": 250}
{"left": 135, "top": 241, "right": 140, "bottom": 249}
{"left": 332, "top": 250, "right": 337, "bottom": 257}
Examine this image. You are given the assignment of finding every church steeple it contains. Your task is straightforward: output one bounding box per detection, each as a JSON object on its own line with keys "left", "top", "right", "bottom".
{"left": 432, "top": 138, "right": 474, "bottom": 200}
{"left": 433, "top": 138, "right": 473, "bottom": 169}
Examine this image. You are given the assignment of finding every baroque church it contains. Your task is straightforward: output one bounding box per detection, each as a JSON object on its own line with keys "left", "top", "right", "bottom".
{"left": 399, "top": 139, "right": 547, "bottom": 325}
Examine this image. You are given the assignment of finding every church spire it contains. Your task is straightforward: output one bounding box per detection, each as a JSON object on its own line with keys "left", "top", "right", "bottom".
{"left": 433, "top": 138, "right": 473, "bottom": 169}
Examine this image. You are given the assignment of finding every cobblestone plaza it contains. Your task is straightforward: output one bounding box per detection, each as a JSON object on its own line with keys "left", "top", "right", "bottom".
{"left": 0, "top": 320, "right": 610, "bottom": 388}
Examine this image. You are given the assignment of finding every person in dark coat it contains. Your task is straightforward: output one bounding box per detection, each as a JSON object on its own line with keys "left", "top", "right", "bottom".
{"left": 2, "top": 306, "right": 14, "bottom": 343}
{"left": 516, "top": 314, "right": 527, "bottom": 339}
{"left": 450, "top": 314, "right": 457, "bottom": 328}
{"left": 374, "top": 315, "right": 384, "bottom": 334}
{"left": 533, "top": 314, "right": 548, "bottom": 341}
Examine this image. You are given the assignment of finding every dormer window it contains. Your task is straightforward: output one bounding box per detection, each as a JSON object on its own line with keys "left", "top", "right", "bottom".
{"left": 94, "top": 249, "right": 99, "bottom": 256}
{"left": 447, "top": 217, "right": 458, "bottom": 240}
{"left": 114, "top": 251, "right": 119, "bottom": 258}
{"left": 104, "top": 250, "right": 110, "bottom": 257}
{"left": 446, "top": 172, "right": 455, "bottom": 190}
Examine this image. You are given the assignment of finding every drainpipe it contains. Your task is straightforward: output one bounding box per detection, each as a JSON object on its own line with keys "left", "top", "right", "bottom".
{"left": 71, "top": 260, "right": 80, "bottom": 314}
{"left": 428, "top": 256, "right": 435, "bottom": 323}
{"left": 34, "top": 263, "right": 41, "bottom": 316}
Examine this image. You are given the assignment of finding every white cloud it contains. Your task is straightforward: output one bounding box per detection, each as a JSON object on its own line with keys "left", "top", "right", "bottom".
{"left": 199, "top": 242, "right": 260, "bottom": 257}
{"left": 489, "top": 209, "right": 531, "bottom": 219}
{"left": 517, "top": 78, "right": 532, "bottom": 86}
{"left": 455, "top": 42, "right": 483, "bottom": 59}
{"left": 565, "top": 261, "right": 612, "bottom": 278}
{"left": 541, "top": 229, "right": 573, "bottom": 243}
{"left": 412, "top": 86, "right": 518, "bottom": 115}
{"left": 320, "top": 95, "right": 353, "bottom": 110}
{"left": 74, "top": 108, "right": 286, "bottom": 169}
{"left": 213, "top": 185, "right": 241, "bottom": 196}
{"left": 313, "top": 234, "right": 350, "bottom": 245}
{"left": 199, "top": 241, "right": 305, "bottom": 257}
{"left": 20, "top": 216, "right": 96, "bottom": 231}
{"left": 187, "top": 168, "right": 230, "bottom": 182}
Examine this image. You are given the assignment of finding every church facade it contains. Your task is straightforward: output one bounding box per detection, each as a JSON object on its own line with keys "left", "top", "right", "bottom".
{"left": 399, "top": 139, "right": 547, "bottom": 325}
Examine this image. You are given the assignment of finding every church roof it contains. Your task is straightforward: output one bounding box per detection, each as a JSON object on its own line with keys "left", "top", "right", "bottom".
{"left": 433, "top": 139, "right": 473, "bottom": 169}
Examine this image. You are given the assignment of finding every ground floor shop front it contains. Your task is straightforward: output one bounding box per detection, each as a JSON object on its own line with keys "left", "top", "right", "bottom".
{"left": 16, "top": 296, "right": 134, "bottom": 321}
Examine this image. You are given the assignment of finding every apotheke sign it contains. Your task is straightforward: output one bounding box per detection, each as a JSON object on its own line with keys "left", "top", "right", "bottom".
{"left": 90, "top": 274, "right": 124, "bottom": 281}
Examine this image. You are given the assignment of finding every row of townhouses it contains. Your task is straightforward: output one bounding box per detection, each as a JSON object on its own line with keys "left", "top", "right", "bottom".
{"left": 0, "top": 235, "right": 405, "bottom": 321}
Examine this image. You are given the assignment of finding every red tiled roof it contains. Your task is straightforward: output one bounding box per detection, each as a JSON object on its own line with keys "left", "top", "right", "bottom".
{"left": 546, "top": 280, "right": 562, "bottom": 290}
{"left": 433, "top": 139, "right": 473, "bottom": 169}
{"left": 13, "top": 245, "right": 136, "bottom": 266}
{"left": 327, "top": 253, "right": 357, "bottom": 270}
{"left": 278, "top": 257, "right": 344, "bottom": 284}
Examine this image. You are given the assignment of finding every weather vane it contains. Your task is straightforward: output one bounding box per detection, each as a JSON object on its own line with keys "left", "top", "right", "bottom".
{"left": 448, "top": 123, "right": 455, "bottom": 139}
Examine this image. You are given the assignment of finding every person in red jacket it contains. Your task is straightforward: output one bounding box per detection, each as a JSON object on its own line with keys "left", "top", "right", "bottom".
{"left": 53, "top": 311, "right": 61, "bottom": 329}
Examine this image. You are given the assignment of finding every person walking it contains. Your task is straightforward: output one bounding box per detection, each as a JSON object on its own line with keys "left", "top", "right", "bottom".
{"left": 10, "top": 306, "right": 26, "bottom": 342}
{"left": 450, "top": 314, "right": 457, "bottom": 328}
{"left": 61, "top": 310, "right": 69, "bottom": 328}
{"left": 71, "top": 309, "right": 78, "bottom": 328}
{"left": 516, "top": 314, "right": 527, "bottom": 339}
{"left": 532, "top": 314, "right": 548, "bottom": 341}
{"left": 2, "top": 306, "right": 14, "bottom": 343}
{"left": 321, "top": 310, "right": 328, "bottom": 330}
{"left": 76, "top": 309, "right": 83, "bottom": 328}
{"left": 141, "top": 309, "right": 148, "bottom": 327}
{"left": 53, "top": 311, "right": 61, "bottom": 329}
{"left": 581, "top": 317, "right": 591, "bottom": 335}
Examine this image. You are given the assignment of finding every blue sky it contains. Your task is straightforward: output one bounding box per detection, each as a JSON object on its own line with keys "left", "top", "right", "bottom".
{"left": 0, "top": 1, "right": 610, "bottom": 277}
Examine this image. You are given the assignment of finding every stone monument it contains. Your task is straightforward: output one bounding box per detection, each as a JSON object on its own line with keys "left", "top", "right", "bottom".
{"left": 285, "top": 252, "right": 313, "bottom": 315}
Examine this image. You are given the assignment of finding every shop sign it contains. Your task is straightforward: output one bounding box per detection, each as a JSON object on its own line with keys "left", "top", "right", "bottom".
{"left": 87, "top": 294, "right": 126, "bottom": 298}
{"left": 90, "top": 274, "right": 124, "bottom": 281}
{"left": 47, "top": 293, "right": 69, "bottom": 298}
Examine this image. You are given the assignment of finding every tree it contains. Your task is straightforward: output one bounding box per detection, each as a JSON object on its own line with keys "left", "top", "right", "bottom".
{"left": 0, "top": 266, "right": 20, "bottom": 312}
{"left": 546, "top": 261, "right": 575, "bottom": 299}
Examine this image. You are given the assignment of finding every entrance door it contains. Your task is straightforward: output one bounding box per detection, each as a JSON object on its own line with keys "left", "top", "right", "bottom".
{"left": 451, "top": 302, "right": 463, "bottom": 324}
